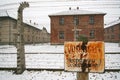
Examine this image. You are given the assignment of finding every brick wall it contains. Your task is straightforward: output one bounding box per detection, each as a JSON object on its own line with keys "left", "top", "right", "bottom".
{"left": 104, "top": 23, "right": 120, "bottom": 42}
{"left": 50, "top": 14, "right": 104, "bottom": 44}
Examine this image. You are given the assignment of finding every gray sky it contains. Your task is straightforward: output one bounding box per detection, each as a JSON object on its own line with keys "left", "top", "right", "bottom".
{"left": 0, "top": 0, "right": 120, "bottom": 32}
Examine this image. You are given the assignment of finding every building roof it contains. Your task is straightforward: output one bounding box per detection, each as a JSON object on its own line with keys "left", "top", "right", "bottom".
{"left": 0, "top": 10, "right": 8, "bottom": 17}
{"left": 0, "top": 10, "right": 46, "bottom": 31}
{"left": 49, "top": 9, "right": 106, "bottom": 16}
{"left": 0, "top": 10, "right": 17, "bottom": 19}
{"left": 105, "top": 19, "right": 120, "bottom": 28}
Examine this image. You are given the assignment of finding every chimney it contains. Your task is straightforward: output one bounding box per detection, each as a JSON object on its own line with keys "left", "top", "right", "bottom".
{"left": 30, "top": 20, "right": 31, "bottom": 23}
{"left": 69, "top": 7, "right": 71, "bottom": 10}
{"left": 34, "top": 22, "right": 36, "bottom": 25}
{"left": 77, "top": 7, "right": 79, "bottom": 10}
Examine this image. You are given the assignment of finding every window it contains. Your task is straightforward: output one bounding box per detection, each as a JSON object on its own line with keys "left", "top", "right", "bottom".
{"left": 59, "top": 31, "right": 64, "bottom": 39}
{"left": 89, "top": 16, "right": 94, "bottom": 24}
{"left": 107, "top": 28, "right": 109, "bottom": 33}
{"left": 73, "top": 16, "right": 79, "bottom": 26}
{"left": 59, "top": 17, "right": 64, "bottom": 25}
{"left": 111, "top": 27, "right": 114, "bottom": 32}
{"left": 90, "top": 30, "right": 95, "bottom": 39}
{"left": 111, "top": 35, "right": 114, "bottom": 39}
{"left": 119, "top": 34, "right": 120, "bottom": 39}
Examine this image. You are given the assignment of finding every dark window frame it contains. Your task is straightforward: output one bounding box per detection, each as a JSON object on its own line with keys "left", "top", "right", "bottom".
{"left": 59, "top": 31, "right": 64, "bottom": 39}
{"left": 73, "top": 16, "right": 79, "bottom": 26}
{"left": 90, "top": 30, "right": 95, "bottom": 39}
{"left": 111, "top": 27, "right": 114, "bottom": 32}
{"left": 59, "top": 17, "right": 64, "bottom": 25}
{"left": 111, "top": 35, "right": 114, "bottom": 39}
{"left": 119, "top": 34, "right": 120, "bottom": 39}
{"left": 89, "top": 16, "right": 94, "bottom": 24}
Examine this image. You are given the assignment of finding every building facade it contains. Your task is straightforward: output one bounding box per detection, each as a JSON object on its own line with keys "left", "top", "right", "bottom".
{"left": 49, "top": 8, "right": 106, "bottom": 44}
{"left": 0, "top": 11, "right": 50, "bottom": 45}
{"left": 104, "top": 19, "right": 120, "bottom": 42}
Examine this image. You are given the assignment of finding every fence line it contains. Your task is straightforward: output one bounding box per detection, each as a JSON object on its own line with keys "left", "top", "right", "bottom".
{"left": 0, "top": 53, "right": 120, "bottom": 71}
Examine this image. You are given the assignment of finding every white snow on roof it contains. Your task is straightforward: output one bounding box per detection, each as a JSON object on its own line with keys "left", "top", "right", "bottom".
{"left": 0, "top": 10, "right": 8, "bottom": 17}
{"left": 0, "top": 10, "right": 17, "bottom": 19}
{"left": 105, "top": 19, "right": 120, "bottom": 28}
{"left": 49, "top": 9, "right": 106, "bottom": 16}
{"left": 0, "top": 10, "right": 42, "bottom": 30}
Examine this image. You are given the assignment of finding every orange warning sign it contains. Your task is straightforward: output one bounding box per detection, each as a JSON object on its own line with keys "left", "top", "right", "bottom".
{"left": 64, "top": 41, "right": 104, "bottom": 72}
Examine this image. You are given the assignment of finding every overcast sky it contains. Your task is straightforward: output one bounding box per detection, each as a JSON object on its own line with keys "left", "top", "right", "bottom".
{"left": 0, "top": 0, "right": 120, "bottom": 32}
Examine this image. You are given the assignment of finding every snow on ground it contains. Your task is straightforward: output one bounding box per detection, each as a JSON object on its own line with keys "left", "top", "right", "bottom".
{"left": 0, "top": 70, "right": 76, "bottom": 80}
{"left": 89, "top": 71, "right": 120, "bottom": 80}
{"left": 0, "top": 42, "right": 120, "bottom": 80}
{"left": 0, "top": 43, "right": 64, "bottom": 53}
{"left": 0, "top": 42, "right": 120, "bottom": 53}
{"left": 105, "top": 43, "right": 120, "bottom": 53}
{"left": 0, "top": 53, "right": 120, "bottom": 69}
{"left": 0, "top": 70, "right": 120, "bottom": 80}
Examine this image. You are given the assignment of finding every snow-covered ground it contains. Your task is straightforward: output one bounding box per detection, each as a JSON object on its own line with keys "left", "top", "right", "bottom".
{"left": 0, "top": 42, "right": 120, "bottom": 80}
{"left": 0, "top": 43, "right": 63, "bottom": 53}
{"left": 0, "top": 42, "right": 120, "bottom": 53}
{"left": 0, "top": 70, "right": 76, "bottom": 80}
{"left": 0, "top": 53, "right": 120, "bottom": 70}
{"left": 0, "top": 70, "right": 120, "bottom": 80}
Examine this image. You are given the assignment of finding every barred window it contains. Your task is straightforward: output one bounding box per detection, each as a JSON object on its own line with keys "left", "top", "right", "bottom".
{"left": 59, "top": 17, "right": 64, "bottom": 25}
{"left": 118, "top": 34, "right": 120, "bottom": 39}
{"left": 90, "top": 30, "right": 95, "bottom": 39}
{"left": 111, "top": 35, "right": 114, "bottom": 39}
{"left": 59, "top": 31, "right": 64, "bottom": 39}
{"left": 111, "top": 27, "right": 114, "bottom": 32}
{"left": 89, "top": 16, "right": 94, "bottom": 24}
{"left": 73, "top": 16, "right": 79, "bottom": 26}
{"left": 119, "top": 34, "right": 120, "bottom": 39}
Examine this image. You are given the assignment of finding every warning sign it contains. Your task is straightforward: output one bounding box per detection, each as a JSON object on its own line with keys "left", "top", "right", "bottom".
{"left": 64, "top": 41, "right": 104, "bottom": 72}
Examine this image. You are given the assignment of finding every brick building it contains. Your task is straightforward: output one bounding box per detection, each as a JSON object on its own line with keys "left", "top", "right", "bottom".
{"left": 104, "top": 18, "right": 120, "bottom": 42}
{"left": 49, "top": 8, "right": 106, "bottom": 44}
{"left": 0, "top": 10, "right": 50, "bottom": 45}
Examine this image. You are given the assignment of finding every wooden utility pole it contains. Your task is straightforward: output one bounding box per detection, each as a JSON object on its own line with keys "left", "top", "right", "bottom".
{"left": 73, "top": 25, "right": 88, "bottom": 80}
{"left": 16, "top": 2, "right": 29, "bottom": 74}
